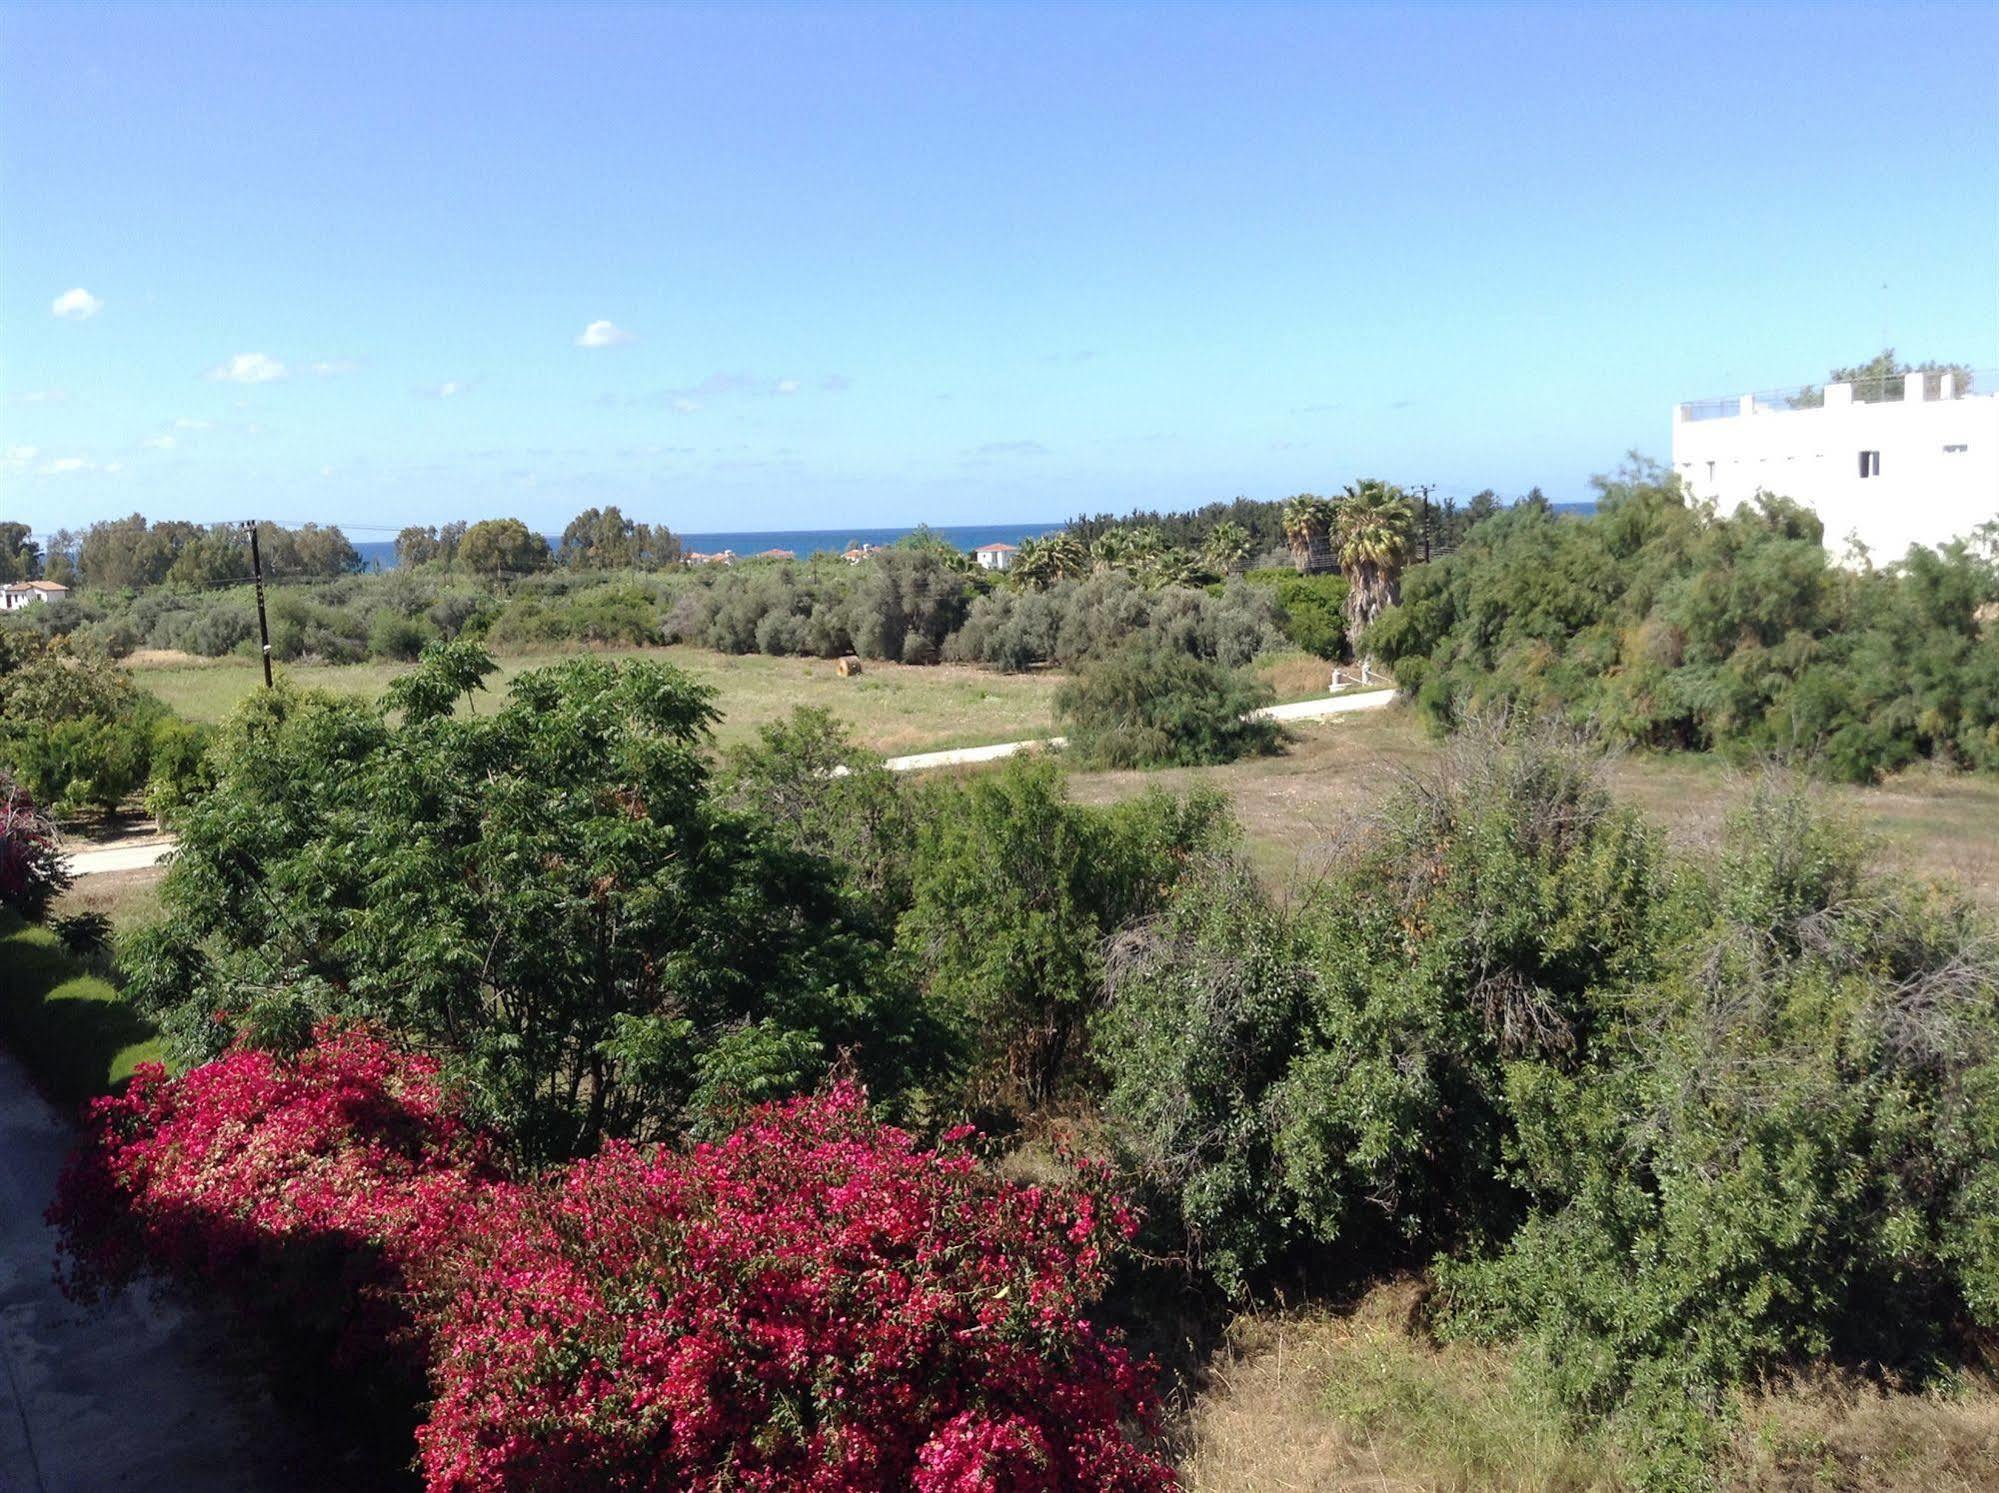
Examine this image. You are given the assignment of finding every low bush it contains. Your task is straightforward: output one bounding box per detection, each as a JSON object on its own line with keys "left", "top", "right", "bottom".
{"left": 1056, "top": 644, "right": 1280, "bottom": 769}
{"left": 52, "top": 1030, "right": 1173, "bottom": 1490}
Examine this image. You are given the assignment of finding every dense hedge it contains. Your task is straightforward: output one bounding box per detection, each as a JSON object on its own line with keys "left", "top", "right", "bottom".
{"left": 1367, "top": 459, "right": 1999, "bottom": 781}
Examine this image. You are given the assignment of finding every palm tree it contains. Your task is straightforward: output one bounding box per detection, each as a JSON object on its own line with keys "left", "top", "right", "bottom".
{"left": 1202, "top": 520, "right": 1253, "bottom": 576}
{"left": 1011, "top": 535, "right": 1053, "bottom": 587}
{"left": 1335, "top": 479, "right": 1414, "bottom": 659}
{"left": 1089, "top": 529, "right": 1133, "bottom": 576}
{"left": 1044, "top": 532, "right": 1089, "bottom": 581}
{"left": 1281, "top": 494, "right": 1336, "bottom": 574}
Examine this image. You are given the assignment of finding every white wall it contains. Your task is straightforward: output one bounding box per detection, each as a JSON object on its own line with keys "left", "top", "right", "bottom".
{"left": 1670, "top": 379, "right": 1999, "bottom": 561}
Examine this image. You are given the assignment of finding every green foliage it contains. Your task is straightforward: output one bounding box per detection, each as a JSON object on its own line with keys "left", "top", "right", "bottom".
{"left": 0, "top": 908, "right": 161, "bottom": 1100}
{"left": 1055, "top": 642, "right": 1280, "bottom": 769}
{"left": 899, "top": 754, "right": 1231, "bottom": 1106}
{"left": 456, "top": 516, "right": 552, "bottom": 576}
{"left": 123, "top": 644, "right": 935, "bottom": 1160}
{"left": 720, "top": 706, "right": 918, "bottom": 921}
{"left": 1099, "top": 722, "right": 1671, "bottom": 1293}
{"left": 1368, "top": 457, "right": 1999, "bottom": 781}
{"left": 0, "top": 633, "right": 185, "bottom": 815}
{"left": 1095, "top": 722, "right": 1999, "bottom": 1478}
{"left": 950, "top": 573, "right": 1283, "bottom": 672}
{"left": 1253, "top": 569, "right": 1350, "bottom": 659}
{"left": 557, "top": 505, "right": 682, "bottom": 570}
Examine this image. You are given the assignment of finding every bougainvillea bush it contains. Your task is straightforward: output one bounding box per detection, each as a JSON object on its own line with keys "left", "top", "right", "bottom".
{"left": 0, "top": 768, "right": 70, "bottom": 919}
{"left": 52, "top": 1027, "right": 1172, "bottom": 1491}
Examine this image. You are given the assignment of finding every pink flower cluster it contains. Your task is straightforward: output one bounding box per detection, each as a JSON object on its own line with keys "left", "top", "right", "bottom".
{"left": 51, "top": 1028, "right": 1173, "bottom": 1491}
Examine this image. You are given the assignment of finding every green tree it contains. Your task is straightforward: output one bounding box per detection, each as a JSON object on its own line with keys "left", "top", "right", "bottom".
{"left": 123, "top": 643, "right": 926, "bottom": 1159}
{"left": 557, "top": 505, "right": 682, "bottom": 570}
{"left": 456, "top": 517, "right": 552, "bottom": 577}
{"left": 1789, "top": 347, "right": 1977, "bottom": 407}
{"left": 0, "top": 523, "right": 40, "bottom": 582}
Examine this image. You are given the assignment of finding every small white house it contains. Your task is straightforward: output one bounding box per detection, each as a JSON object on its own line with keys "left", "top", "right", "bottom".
{"left": 974, "top": 542, "right": 1016, "bottom": 572}
{"left": 0, "top": 580, "right": 68, "bottom": 611}
{"left": 1671, "top": 373, "right": 1998, "bottom": 560}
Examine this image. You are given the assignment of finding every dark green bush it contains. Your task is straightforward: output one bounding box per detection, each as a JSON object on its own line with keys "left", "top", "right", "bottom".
{"left": 898, "top": 753, "right": 1232, "bottom": 1107}
{"left": 1055, "top": 643, "right": 1279, "bottom": 768}
{"left": 1368, "top": 458, "right": 1999, "bottom": 781}
{"left": 1253, "top": 569, "right": 1350, "bottom": 659}
{"left": 1094, "top": 721, "right": 1999, "bottom": 1479}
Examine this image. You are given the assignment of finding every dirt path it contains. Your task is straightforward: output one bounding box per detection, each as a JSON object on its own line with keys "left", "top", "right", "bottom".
{"left": 0, "top": 1048, "right": 310, "bottom": 1491}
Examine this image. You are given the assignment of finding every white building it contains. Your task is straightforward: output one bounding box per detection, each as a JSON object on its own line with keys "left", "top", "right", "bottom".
{"left": 974, "top": 542, "right": 1016, "bottom": 571}
{"left": 0, "top": 580, "right": 68, "bottom": 611}
{"left": 1671, "top": 373, "right": 1998, "bottom": 561}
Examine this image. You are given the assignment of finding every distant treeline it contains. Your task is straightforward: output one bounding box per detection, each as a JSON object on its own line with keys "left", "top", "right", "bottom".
{"left": 1065, "top": 486, "right": 1545, "bottom": 564}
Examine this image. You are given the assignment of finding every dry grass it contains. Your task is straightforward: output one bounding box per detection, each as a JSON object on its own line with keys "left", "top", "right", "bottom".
{"left": 1181, "top": 1284, "right": 1622, "bottom": 1492}
{"left": 1070, "top": 706, "right": 1999, "bottom": 906}
{"left": 52, "top": 866, "right": 168, "bottom": 932}
{"left": 129, "top": 645, "right": 1064, "bottom": 755}
{"left": 1179, "top": 1288, "right": 1999, "bottom": 1493}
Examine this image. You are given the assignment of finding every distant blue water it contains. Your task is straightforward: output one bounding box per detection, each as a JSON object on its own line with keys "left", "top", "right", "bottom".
{"left": 349, "top": 507, "right": 1598, "bottom": 570}
{"left": 350, "top": 522, "right": 1061, "bottom": 571}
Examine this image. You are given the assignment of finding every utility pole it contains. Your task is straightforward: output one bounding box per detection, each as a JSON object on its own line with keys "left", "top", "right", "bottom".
{"left": 245, "top": 521, "right": 274, "bottom": 688}
{"left": 1414, "top": 483, "right": 1435, "bottom": 564}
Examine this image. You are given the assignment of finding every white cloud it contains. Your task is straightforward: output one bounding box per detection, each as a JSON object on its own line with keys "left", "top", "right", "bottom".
{"left": 320, "top": 466, "right": 335, "bottom": 479}
{"left": 143, "top": 434, "right": 176, "bottom": 450}
{"left": 40, "top": 456, "right": 89, "bottom": 475}
{"left": 575, "top": 319, "right": 635, "bottom": 348}
{"left": 775, "top": 378, "right": 800, "bottom": 395}
{"left": 208, "top": 352, "right": 288, "bottom": 384}
{"left": 51, "top": 288, "right": 103, "bottom": 320}
{"left": 430, "top": 380, "right": 468, "bottom": 399}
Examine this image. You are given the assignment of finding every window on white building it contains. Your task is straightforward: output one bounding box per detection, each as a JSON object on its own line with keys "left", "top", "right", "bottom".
{"left": 1944, "top": 444, "right": 1968, "bottom": 454}
{"left": 1858, "top": 450, "right": 1881, "bottom": 478}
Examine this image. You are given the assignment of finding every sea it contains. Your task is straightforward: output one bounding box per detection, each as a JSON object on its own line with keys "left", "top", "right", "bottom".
{"left": 349, "top": 522, "right": 1062, "bottom": 571}
{"left": 348, "top": 506, "right": 1599, "bottom": 571}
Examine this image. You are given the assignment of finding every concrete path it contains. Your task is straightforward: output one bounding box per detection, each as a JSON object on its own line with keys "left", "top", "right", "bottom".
{"left": 0, "top": 1049, "right": 311, "bottom": 1491}
{"left": 63, "top": 689, "right": 1401, "bottom": 874}
{"left": 58, "top": 842, "right": 173, "bottom": 879}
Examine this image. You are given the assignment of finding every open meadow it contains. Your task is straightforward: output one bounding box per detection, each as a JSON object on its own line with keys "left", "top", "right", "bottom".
{"left": 130, "top": 643, "right": 1067, "bottom": 755}
{"left": 1070, "top": 705, "right": 1999, "bottom": 907}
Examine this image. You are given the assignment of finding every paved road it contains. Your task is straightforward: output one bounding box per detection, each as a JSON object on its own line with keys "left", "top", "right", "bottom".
{"left": 65, "top": 690, "right": 1400, "bottom": 876}
{"left": 0, "top": 1050, "right": 309, "bottom": 1491}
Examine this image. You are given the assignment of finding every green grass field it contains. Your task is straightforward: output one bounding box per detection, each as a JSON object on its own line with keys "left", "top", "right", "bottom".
{"left": 131, "top": 644, "right": 1067, "bottom": 756}
{"left": 0, "top": 909, "right": 161, "bottom": 1099}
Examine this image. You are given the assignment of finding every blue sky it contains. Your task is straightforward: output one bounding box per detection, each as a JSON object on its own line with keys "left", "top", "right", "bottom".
{"left": 4, "top": 2, "right": 1995, "bottom": 538}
